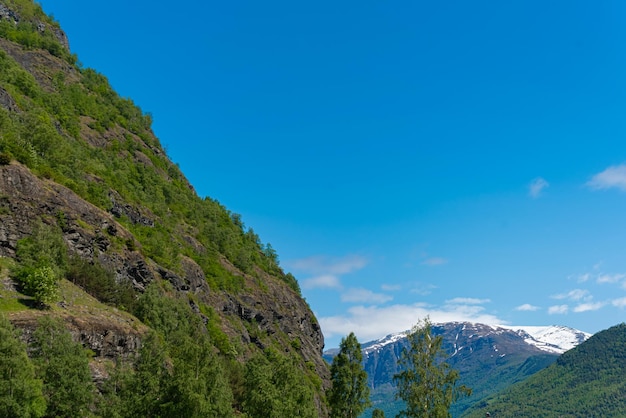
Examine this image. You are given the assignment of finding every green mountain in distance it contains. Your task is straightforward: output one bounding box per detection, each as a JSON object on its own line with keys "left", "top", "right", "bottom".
{"left": 463, "top": 323, "right": 626, "bottom": 418}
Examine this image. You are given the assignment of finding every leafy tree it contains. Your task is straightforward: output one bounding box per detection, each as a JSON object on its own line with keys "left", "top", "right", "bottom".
{"left": 243, "top": 349, "right": 317, "bottom": 418}
{"left": 0, "top": 315, "right": 46, "bottom": 418}
{"left": 14, "top": 222, "right": 68, "bottom": 306}
{"left": 328, "top": 332, "right": 370, "bottom": 418}
{"left": 162, "top": 332, "right": 234, "bottom": 418}
{"left": 393, "top": 318, "right": 471, "bottom": 418}
{"left": 372, "top": 409, "right": 386, "bottom": 418}
{"left": 31, "top": 316, "right": 95, "bottom": 418}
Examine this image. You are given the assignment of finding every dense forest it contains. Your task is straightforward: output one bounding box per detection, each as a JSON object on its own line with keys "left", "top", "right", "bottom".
{"left": 463, "top": 323, "right": 626, "bottom": 418}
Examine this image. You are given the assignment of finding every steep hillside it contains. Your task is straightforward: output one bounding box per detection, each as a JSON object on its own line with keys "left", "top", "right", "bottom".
{"left": 0, "top": 0, "right": 329, "bottom": 416}
{"left": 325, "top": 322, "right": 589, "bottom": 418}
{"left": 463, "top": 323, "right": 626, "bottom": 417}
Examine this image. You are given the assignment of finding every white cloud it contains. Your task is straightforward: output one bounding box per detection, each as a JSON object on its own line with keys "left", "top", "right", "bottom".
{"left": 381, "top": 284, "right": 401, "bottom": 291}
{"left": 445, "top": 297, "right": 490, "bottom": 305}
{"left": 548, "top": 304, "right": 569, "bottom": 314}
{"left": 612, "top": 297, "right": 626, "bottom": 308}
{"left": 597, "top": 273, "right": 626, "bottom": 284}
{"left": 552, "top": 289, "right": 591, "bottom": 302}
{"left": 409, "top": 283, "right": 437, "bottom": 296}
{"left": 289, "top": 254, "right": 369, "bottom": 290}
{"left": 288, "top": 255, "right": 368, "bottom": 275}
{"left": 341, "top": 288, "right": 393, "bottom": 304}
{"left": 587, "top": 164, "right": 626, "bottom": 191}
{"left": 302, "top": 274, "right": 341, "bottom": 289}
{"left": 573, "top": 302, "right": 605, "bottom": 313}
{"left": 576, "top": 273, "right": 591, "bottom": 283}
{"left": 421, "top": 257, "right": 448, "bottom": 266}
{"left": 319, "top": 302, "right": 505, "bottom": 344}
{"left": 515, "top": 303, "right": 540, "bottom": 312}
{"left": 529, "top": 177, "right": 549, "bottom": 198}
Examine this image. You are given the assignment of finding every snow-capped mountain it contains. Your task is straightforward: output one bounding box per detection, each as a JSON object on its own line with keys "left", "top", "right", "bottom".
{"left": 499, "top": 324, "right": 591, "bottom": 354}
{"left": 358, "top": 322, "right": 591, "bottom": 357}
{"left": 324, "top": 322, "right": 592, "bottom": 417}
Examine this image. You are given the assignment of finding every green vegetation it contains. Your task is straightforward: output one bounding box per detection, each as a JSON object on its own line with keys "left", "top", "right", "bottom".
{"left": 13, "top": 222, "right": 68, "bottom": 306}
{"left": 0, "top": 314, "right": 46, "bottom": 418}
{"left": 394, "top": 318, "right": 471, "bottom": 418}
{"left": 0, "top": 1, "right": 318, "bottom": 416}
{"left": 32, "top": 316, "right": 95, "bottom": 418}
{"left": 242, "top": 348, "right": 317, "bottom": 417}
{"left": 463, "top": 323, "right": 626, "bottom": 418}
{"left": 328, "top": 332, "right": 370, "bottom": 418}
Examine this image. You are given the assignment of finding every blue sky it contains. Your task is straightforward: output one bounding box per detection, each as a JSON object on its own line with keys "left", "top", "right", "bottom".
{"left": 39, "top": 1, "right": 626, "bottom": 348}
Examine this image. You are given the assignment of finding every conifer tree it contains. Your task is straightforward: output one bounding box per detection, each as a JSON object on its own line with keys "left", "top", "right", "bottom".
{"left": 393, "top": 317, "right": 471, "bottom": 418}
{"left": 0, "top": 315, "right": 46, "bottom": 418}
{"left": 328, "top": 332, "right": 371, "bottom": 418}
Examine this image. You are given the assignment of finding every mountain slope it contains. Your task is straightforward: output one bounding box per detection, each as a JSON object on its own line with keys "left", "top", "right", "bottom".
{"left": 0, "top": 0, "right": 329, "bottom": 415}
{"left": 325, "top": 322, "right": 589, "bottom": 418}
{"left": 463, "top": 323, "right": 626, "bottom": 417}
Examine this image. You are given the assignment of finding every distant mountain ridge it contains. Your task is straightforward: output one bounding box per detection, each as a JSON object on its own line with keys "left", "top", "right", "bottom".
{"left": 463, "top": 323, "right": 626, "bottom": 417}
{"left": 359, "top": 323, "right": 591, "bottom": 357}
{"left": 324, "top": 322, "right": 591, "bottom": 417}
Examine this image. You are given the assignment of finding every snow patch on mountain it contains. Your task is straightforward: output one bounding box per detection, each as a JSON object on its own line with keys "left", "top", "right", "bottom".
{"left": 359, "top": 322, "right": 592, "bottom": 356}
{"left": 499, "top": 324, "right": 592, "bottom": 354}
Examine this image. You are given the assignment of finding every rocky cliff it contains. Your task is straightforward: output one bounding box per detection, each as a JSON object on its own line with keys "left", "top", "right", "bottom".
{"left": 0, "top": 0, "right": 329, "bottom": 415}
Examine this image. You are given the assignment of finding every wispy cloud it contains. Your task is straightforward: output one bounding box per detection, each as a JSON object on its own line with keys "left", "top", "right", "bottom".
{"left": 445, "top": 297, "right": 490, "bottom": 305}
{"left": 515, "top": 303, "right": 540, "bottom": 312}
{"left": 612, "top": 298, "right": 626, "bottom": 308}
{"left": 587, "top": 164, "right": 626, "bottom": 191}
{"left": 528, "top": 177, "right": 549, "bottom": 198}
{"left": 319, "top": 300, "right": 504, "bottom": 344}
{"left": 552, "top": 289, "right": 592, "bottom": 302}
{"left": 288, "top": 255, "right": 368, "bottom": 275}
{"left": 409, "top": 283, "right": 437, "bottom": 296}
{"left": 597, "top": 273, "right": 626, "bottom": 284}
{"left": 421, "top": 257, "right": 448, "bottom": 266}
{"left": 288, "top": 254, "right": 368, "bottom": 290}
{"left": 548, "top": 304, "right": 569, "bottom": 314}
{"left": 302, "top": 274, "right": 342, "bottom": 289}
{"left": 573, "top": 302, "right": 605, "bottom": 313}
{"left": 341, "top": 288, "right": 392, "bottom": 304}
{"left": 381, "top": 284, "right": 402, "bottom": 291}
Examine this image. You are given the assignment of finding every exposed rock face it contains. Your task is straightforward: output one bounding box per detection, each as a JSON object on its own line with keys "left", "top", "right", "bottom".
{"left": 0, "top": 13, "right": 330, "bottom": 414}
{"left": 0, "top": 160, "right": 328, "bottom": 381}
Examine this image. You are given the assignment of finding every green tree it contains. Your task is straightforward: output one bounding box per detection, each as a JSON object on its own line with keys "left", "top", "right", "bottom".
{"left": 32, "top": 316, "right": 95, "bottom": 418}
{"left": 14, "top": 222, "right": 68, "bottom": 306}
{"left": 393, "top": 318, "right": 470, "bottom": 418}
{"left": 243, "top": 349, "right": 316, "bottom": 418}
{"left": 328, "top": 332, "right": 370, "bottom": 418}
{"left": 372, "top": 409, "right": 386, "bottom": 418}
{"left": 0, "top": 315, "right": 46, "bottom": 418}
{"left": 162, "top": 331, "right": 234, "bottom": 418}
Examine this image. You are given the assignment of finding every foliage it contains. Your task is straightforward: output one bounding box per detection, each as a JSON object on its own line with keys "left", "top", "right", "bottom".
{"left": 242, "top": 348, "right": 317, "bottom": 418}
{"left": 66, "top": 256, "right": 136, "bottom": 311}
{"left": 14, "top": 222, "right": 68, "bottom": 306}
{"left": 372, "top": 409, "right": 386, "bottom": 418}
{"left": 129, "top": 284, "right": 235, "bottom": 417}
{"left": 0, "top": 314, "right": 46, "bottom": 418}
{"left": 31, "top": 316, "right": 95, "bottom": 418}
{"left": 463, "top": 323, "right": 626, "bottom": 418}
{"left": 16, "top": 265, "right": 58, "bottom": 305}
{"left": 0, "top": 2, "right": 323, "bottom": 415}
{"left": 328, "top": 332, "right": 370, "bottom": 418}
{"left": 394, "top": 318, "right": 471, "bottom": 418}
